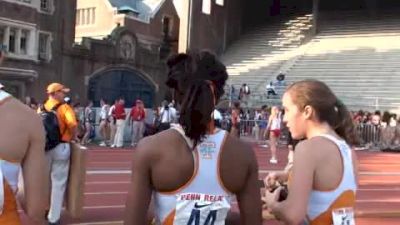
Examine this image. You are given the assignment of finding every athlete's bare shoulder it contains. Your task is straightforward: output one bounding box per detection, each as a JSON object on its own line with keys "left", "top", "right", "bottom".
{"left": 0, "top": 96, "right": 44, "bottom": 160}
{"left": 7, "top": 97, "right": 42, "bottom": 127}
{"left": 223, "top": 133, "right": 255, "bottom": 163}
{"left": 297, "top": 136, "right": 338, "bottom": 154}
{"left": 135, "top": 129, "right": 180, "bottom": 157}
{"left": 218, "top": 132, "right": 259, "bottom": 194}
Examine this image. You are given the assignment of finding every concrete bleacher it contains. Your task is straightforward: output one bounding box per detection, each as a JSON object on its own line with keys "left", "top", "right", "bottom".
{"left": 222, "top": 10, "right": 400, "bottom": 112}
{"left": 284, "top": 10, "right": 400, "bottom": 112}
{"left": 221, "top": 14, "right": 314, "bottom": 106}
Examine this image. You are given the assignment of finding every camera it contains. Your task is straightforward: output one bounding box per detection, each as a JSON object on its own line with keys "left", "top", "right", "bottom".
{"left": 270, "top": 184, "right": 288, "bottom": 202}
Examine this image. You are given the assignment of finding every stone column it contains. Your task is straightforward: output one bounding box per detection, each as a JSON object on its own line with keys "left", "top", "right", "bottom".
{"left": 4, "top": 27, "right": 10, "bottom": 51}
{"left": 27, "top": 29, "right": 35, "bottom": 57}
{"left": 15, "top": 29, "right": 21, "bottom": 55}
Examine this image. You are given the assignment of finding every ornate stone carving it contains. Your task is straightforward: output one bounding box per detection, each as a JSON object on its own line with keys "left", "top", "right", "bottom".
{"left": 119, "top": 34, "right": 136, "bottom": 60}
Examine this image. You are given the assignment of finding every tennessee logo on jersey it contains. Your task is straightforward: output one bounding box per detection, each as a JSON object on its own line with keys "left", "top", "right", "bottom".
{"left": 198, "top": 142, "right": 216, "bottom": 159}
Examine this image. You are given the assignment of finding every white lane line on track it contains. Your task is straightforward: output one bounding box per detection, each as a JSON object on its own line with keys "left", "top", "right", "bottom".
{"left": 86, "top": 181, "right": 130, "bottom": 185}
{"left": 79, "top": 199, "right": 400, "bottom": 210}
{"left": 357, "top": 199, "right": 400, "bottom": 203}
{"left": 83, "top": 205, "right": 125, "bottom": 209}
{"left": 258, "top": 170, "right": 400, "bottom": 175}
{"left": 84, "top": 189, "right": 400, "bottom": 195}
{"left": 358, "top": 188, "right": 400, "bottom": 191}
{"left": 19, "top": 206, "right": 126, "bottom": 215}
{"left": 82, "top": 188, "right": 400, "bottom": 196}
{"left": 87, "top": 169, "right": 400, "bottom": 175}
{"left": 87, "top": 170, "right": 131, "bottom": 174}
{"left": 357, "top": 172, "right": 400, "bottom": 176}
{"left": 85, "top": 191, "right": 127, "bottom": 195}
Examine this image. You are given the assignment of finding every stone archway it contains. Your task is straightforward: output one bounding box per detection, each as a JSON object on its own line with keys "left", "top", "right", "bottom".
{"left": 88, "top": 66, "right": 157, "bottom": 107}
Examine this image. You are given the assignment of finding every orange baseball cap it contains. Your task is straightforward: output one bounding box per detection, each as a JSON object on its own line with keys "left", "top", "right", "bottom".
{"left": 47, "top": 83, "right": 70, "bottom": 94}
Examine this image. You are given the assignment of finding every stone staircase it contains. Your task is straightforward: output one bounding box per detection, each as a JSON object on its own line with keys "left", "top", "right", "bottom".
{"left": 222, "top": 10, "right": 400, "bottom": 113}
{"left": 284, "top": 10, "right": 400, "bottom": 113}
{"left": 221, "top": 14, "right": 314, "bottom": 107}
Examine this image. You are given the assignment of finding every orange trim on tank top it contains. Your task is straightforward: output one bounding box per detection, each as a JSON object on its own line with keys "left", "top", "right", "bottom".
{"left": 0, "top": 158, "right": 19, "bottom": 164}
{"left": 0, "top": 180, "right": 21, "bottom": 225}
{"left": 217, "top": 131, "right": 233, "bottom": 194}
{"left": 162, "top": 209, "right": 176, "bottom": 225}
{"left": 157, "top": 150, "right": 200, "bottom": 195}
{"left": 308, "top": 190, "right": 355, "bottom": 225}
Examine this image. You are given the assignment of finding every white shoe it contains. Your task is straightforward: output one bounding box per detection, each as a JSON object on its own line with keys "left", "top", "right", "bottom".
{"left": 99, "top": 142, "right": 106, "bottom": 147}
{"left": 111, "top": 144, "right": 116, "bottom": 148}
{"left": 269, "top": 158, "right": 278, "bottom": 164}
{"left": 260, "top": 144, "right": 268, "bottom": 148}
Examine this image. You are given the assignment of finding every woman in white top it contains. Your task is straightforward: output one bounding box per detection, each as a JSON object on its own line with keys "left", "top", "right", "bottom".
{"left": 81, "top": 101, "right": 94, "bottom": 145}
{"left": 263, "top": 80, "right": 359, "bottom": 225}
{"left": 124, "top": 51, "right": 261, "bottom": 225}
{"left": 266, "top": 106, "right": 281, "bottom": 164}
{"left": 99, "top": 99, "right": 110, "bottom": 147}
{"left": 0, "top": 87, "right": 48, "bottom": 224}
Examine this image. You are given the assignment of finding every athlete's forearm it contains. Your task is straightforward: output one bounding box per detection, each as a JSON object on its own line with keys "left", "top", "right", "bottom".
{"left": 269, "top": 200, "right": 302, "bottom": 225}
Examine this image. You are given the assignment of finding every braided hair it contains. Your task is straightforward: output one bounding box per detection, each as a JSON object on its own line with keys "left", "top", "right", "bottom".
{"left": 166, "top": 51, "right": 228, "bottom": 148}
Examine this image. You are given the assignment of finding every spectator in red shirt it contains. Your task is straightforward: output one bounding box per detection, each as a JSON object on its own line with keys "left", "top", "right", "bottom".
{"left": 111, "top": 97, "right": 126, "bottom": 148}
{"left": 128, "top": 99, "right": 146, "bottom": 147}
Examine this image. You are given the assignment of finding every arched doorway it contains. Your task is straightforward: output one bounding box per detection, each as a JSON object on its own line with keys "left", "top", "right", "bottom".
{"left": 88, "top": 67, "right": 156, "bottom": 107}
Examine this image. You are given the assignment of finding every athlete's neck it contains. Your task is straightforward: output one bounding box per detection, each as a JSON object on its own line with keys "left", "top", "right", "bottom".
{"left": 206, "top": 120, "right": 216, "bottom": 134}
{"left": 305, "top": 121, "right": 336, "bottom": 140}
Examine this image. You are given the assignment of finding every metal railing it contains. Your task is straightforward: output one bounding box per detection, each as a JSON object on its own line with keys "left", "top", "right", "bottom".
{"left": 223, "top": 84, "right": 400, "bottom": 112}
{"left": 231, "top": 119, "right": 400, "bottom": 150}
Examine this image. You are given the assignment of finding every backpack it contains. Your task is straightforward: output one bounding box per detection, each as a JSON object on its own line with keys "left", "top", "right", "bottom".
{"left": 40, "top": 103, "right": 64, "bottom": 151}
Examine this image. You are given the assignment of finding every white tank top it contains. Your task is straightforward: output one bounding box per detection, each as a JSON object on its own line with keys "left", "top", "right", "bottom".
{"left": 153, "top": 124, "right": 233, "bottom": 225}
{"left": 100, "top": 105, "right": 108, "bottom": 120}
{"left": 0, "top": 90, "right": 21, "bottom": 215}
{"left": 305, "top": 134, "right": 357, "bottom": 225}
{"left": 270, "top": 117, "right": 281, "bottom": 130}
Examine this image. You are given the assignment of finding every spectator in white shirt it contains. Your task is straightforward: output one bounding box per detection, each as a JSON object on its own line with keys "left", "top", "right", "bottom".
{"left": 266, "top": 81, "right": 277, "bottom": 99}
{"left": 158, "top": 100, "right": 176, "bottom": 131}
{"left": 108, "top": 99, "right": 118, "bottom": 146}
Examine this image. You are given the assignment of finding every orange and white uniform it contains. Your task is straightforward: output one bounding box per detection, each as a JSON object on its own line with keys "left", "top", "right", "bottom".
{"left": 305, "top": 134, "right": 357, "bottom": 225}
{"left": 0, "top": 91, "right": 21, "bottom": 225}
{"left": 153, "top": 124, "right": 233, "bottom": 225}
